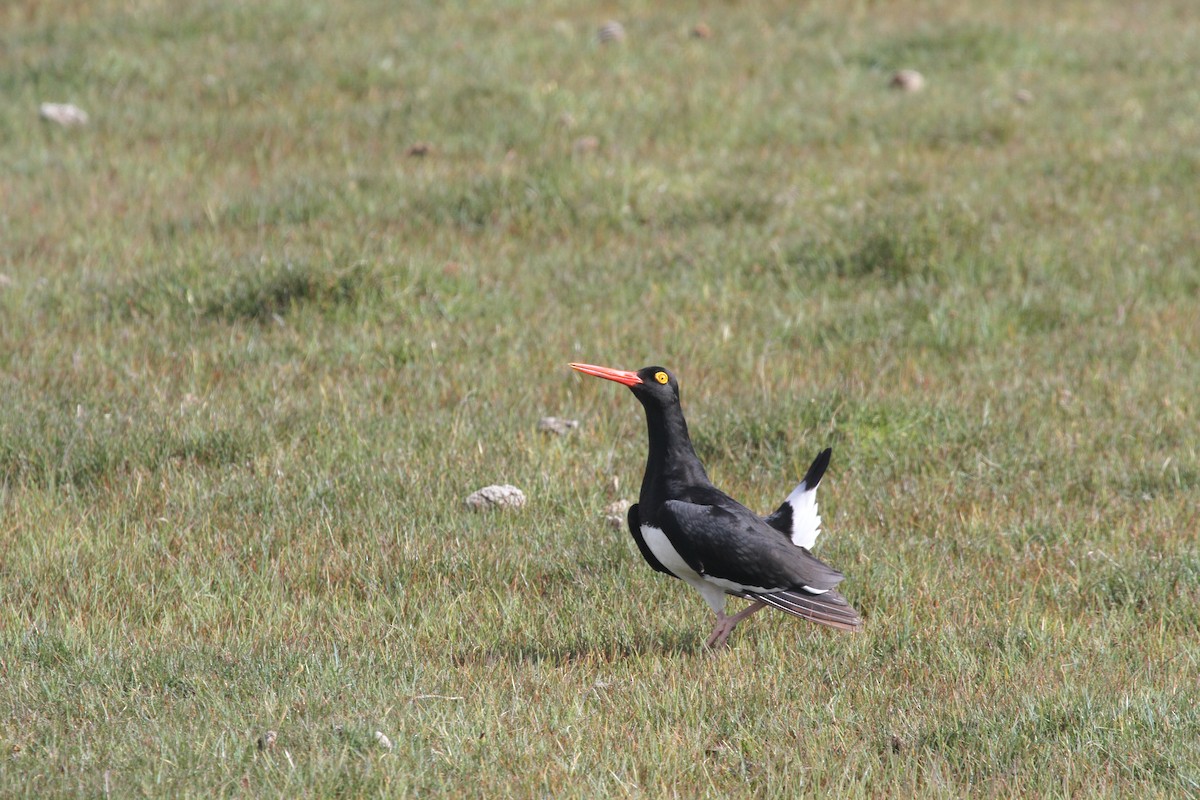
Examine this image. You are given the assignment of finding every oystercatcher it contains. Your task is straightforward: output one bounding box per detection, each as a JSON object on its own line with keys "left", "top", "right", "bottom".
{"left": 570, "top": 362, "right": 861, "bottom": 647}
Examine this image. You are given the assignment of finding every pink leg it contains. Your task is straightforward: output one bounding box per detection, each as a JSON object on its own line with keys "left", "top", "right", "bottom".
{"left": 705, "top": 601, "right": 767, "bottom": 648}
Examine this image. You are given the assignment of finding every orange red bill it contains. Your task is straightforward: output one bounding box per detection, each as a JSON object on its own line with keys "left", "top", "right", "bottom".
{"left": 569, "top": 362, "right": 643, "bottom": 387}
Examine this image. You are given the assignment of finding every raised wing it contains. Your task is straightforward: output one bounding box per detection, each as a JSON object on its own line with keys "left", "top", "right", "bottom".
{"left": 764, "top": 448, "right": 831, "bottom": 549}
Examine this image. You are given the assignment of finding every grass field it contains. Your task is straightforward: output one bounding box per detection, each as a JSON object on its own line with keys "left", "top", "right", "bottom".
{"left": 3, "top": 0, "right": 1199, "bottom": 796}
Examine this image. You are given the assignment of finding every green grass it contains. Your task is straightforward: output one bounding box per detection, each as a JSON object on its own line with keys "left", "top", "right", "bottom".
{"left": 3, "top": 0, "right": 1199, "bottom": 795}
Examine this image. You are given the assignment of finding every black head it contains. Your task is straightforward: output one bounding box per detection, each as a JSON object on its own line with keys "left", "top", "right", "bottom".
{"left": 629, "top": 365, "right": 680, "bottom": 407}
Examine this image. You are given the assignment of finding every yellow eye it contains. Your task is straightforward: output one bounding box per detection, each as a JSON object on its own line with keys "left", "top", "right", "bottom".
{"left": 654, "top": 371, "right": 669, "bottom": 385}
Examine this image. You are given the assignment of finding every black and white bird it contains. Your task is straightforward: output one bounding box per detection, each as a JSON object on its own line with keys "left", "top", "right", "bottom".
{"left": 570, "top": 362, "right": 861, "bottom": 647}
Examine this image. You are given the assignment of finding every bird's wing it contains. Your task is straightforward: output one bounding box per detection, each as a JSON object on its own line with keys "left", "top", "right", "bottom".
{"left": 658, "top": 498, "right": 846, "bottom": 594}
{"left": 625, "top": 503, "right": 674, "bottom": 577}
{"left": 763, "top": 448, "right": 830, "bottom": 549}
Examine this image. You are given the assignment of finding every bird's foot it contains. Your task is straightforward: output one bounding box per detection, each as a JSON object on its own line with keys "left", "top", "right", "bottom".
{"left": 705, "top": 616, "right": 737, "bottom": 648}
{"left": 704, "top": 601, "right": 767, "bottom": 648}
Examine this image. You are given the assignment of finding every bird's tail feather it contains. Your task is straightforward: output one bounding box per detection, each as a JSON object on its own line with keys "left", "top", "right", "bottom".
{"left": 745, "top": 588, "right": 862, "bottom": 632}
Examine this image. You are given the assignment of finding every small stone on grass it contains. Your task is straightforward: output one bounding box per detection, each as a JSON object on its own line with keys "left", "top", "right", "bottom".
{"left": 597, "top": 21, "right": 625, "bottom": 44}
{"left": 538, "top": 416, "right": 580, "bottom": 435}
{"left": 466, "top": 484, "right": 527, "bottom": 511}
{"left": 39, "top": 102, "right": 89, "bottom": 126}
{"left": 572, "top": 135, "right": 600, "bottom": 155}
{"left": 890, "top": 69, "right": 925, "bottom": 92}
{"left": 603, "top": 499, "right": 632, "bottom": 528}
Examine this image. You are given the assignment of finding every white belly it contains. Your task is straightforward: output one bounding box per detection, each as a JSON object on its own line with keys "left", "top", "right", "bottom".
{"left": 640, "top": 524, "right": 729, "bottom": 614}
{"left": 640, "top": 524, "right": 701, "bottom": 582}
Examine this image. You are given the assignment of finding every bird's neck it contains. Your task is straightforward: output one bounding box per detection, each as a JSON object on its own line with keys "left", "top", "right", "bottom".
{"left": 639, "top": 401, "right": 709, "bottom": 508}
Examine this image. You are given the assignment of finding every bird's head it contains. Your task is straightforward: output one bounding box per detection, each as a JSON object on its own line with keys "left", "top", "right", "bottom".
{"left": 570, "top": 362, "right": 680, "bottom": 407}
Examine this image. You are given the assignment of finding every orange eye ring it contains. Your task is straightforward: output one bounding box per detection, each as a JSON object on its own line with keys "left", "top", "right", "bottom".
{"left": 654, "top": 371, "right": 669, "bottom": 384}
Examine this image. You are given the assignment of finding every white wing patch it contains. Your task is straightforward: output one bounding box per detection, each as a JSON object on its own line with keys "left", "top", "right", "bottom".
{"left": 782, "top": 479, "right": 823, "bottom": 549}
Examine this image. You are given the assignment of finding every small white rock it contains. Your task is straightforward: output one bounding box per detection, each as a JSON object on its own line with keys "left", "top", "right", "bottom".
{"left": 572, "top": 135, "right": 600, "bottom": 155}
{"left": 538, "top": 416, "right": 580, "bottom": 435}
{"left": 889, "top": 69, "right": 925, "bottom": 92}
{"left": 465, "top": 484, "right": 527, "bottom": 511}
{"left": 374, "top": 731, "right": 393, "bottom": 750}
{"left": 39, "top": 102, "right": 90, "bottom": 126}
{"left": 603, "top": 499, "right": 632, "bottom": 529}
{"left": 597, "top": 21, "right": 625, "bottom": 43}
